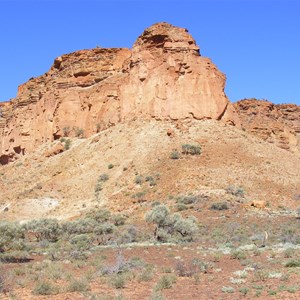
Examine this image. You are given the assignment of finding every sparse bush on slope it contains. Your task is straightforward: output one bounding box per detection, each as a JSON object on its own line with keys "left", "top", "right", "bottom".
{"left": 145, "top": 204, "right": 198, "bottom": 243}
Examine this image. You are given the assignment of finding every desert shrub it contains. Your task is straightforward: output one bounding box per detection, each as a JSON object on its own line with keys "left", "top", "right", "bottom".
{"left": 70, "top": 234, "right": 92, "bottom": 251}
{"left": 146, "top": 205, "right": 170, "bottom": 228}
{"left": 62, "top": 218, "right": 97, "bottom": 236}
{"left": 62, "top": 126, "right": 71, "bottom": 137}
{"left": 101, "top": 250, "right": 130, "bottom": 275}
{"left": 95, "top": 174, "right": 109, "bottom": 199}
{"left": 87, "top": 208, "right": 111, "bottom": 223}
{"left": 119, "top": 225, "right": 138, "bottom": 243}
{"left": 170, "top": 150, "right": 180, "bottom": 159}
{"left": 285, "top": 259, "right": 300, "bottom": 268}
{"left": 66, "top": 278, "right": 90, "bottom": 292}
{"left": 135, "top": 175, "right": 143, "bottom": 184}
{"left": 175, "top": 260, "right": 198, "bottom": 277}
{"left": 26, "top": 219, "right": 62, "bottom": 242}
{"left": 0, "top": 250, "right": 30, "bottom": 263}
{"left": 226, "top": 186, "right": 244, "bottom": 197}
{"left": 112, "top": 214, "right": 127, "bottom": 226}
{"left": 176, "top": 203, "right": 188, "bottom": 211}
{"left": 63, "top": 139, "right": 71, "bottom": 150}
{"left": 284, "top": 248, "right": 296, "bottom": 258}
{"left": 231, "top": 250, "right": 247, "bottom": 260}
{"left": 182, "top": 144, "right": 201, "bottom": 155}
{"left": 108, "top": 163, "right": 114, "bottom": 169}
{"left": 0, "top": 221, "right": 25, "bottom": 252}
{"left": 145, "top": 205, "right": 198, "bottom": 243}
{"left": 94, "top": 223, "right": 115, "bottom": 235}
{"left": 175, "top": 258, "right": 213, "bottom": 277}
{"left": 73, "top": 127, "right": 84, "bottom": 138}
{"left": 155, "top": 274, "right": 176, "bottom": 290}
{"left": 132, "top": 191, "right": 146, "bottom": 202}
{"left": 280, "top": 226, "right": 300, "bottom": 244}
{"left": 239, "top": 287, "right": 249, "bottom": 296}
{"left": 137, "top": 265, "right": 154, "bottom": 282}
{"left": 221, "top": 286, "right": 235, "bottom": 293}
{"left": 145, "top": 176, "right": 157, "bottom": 186}
{"left": 98, "top": 173, "right": 109, "bottom": 182}
{"left": 109, "top": 274, "right": 127, "bottom": 289}
{"left": 210, "top": 202, "right": 229, "bottom": 210}
{"left": 176, "top": 195, "right": 199, "bottom": 205}
{"left": 33, "top": 281, "right": 58, "bottom": 295}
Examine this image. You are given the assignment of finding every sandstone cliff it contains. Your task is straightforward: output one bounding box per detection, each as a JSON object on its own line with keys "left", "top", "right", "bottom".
{"left": 0, "top": 22, "right": 237, "bottom": 164}
{"left": 235, "top": 99, "right": 300, "bottom": 153}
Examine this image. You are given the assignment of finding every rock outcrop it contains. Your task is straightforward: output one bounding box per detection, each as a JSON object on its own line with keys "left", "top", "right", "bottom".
{"left": 0, "top": 22, "right": 237, "bottom": 164}
{"left": 235, "top": 99, "right": 300, "bottom": 153}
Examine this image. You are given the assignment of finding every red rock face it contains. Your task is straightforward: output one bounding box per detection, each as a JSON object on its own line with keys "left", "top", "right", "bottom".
{"left": 0, "top": 22, "right": 238, "bottom": 164}
{"left": 234, "top": 99, "right": 300, "bottom": 153}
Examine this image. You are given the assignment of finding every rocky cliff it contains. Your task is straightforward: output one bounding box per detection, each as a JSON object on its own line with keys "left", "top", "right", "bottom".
{"left": 0, "top": 22, "right": 238, "bottom": 164}
{"left": 235, "top": 99, "right": 300, "bottom": 153}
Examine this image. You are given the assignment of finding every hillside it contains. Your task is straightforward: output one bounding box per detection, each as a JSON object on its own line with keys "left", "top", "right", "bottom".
{"left": 1, "top": 118, "right": 299, "bottom": 221}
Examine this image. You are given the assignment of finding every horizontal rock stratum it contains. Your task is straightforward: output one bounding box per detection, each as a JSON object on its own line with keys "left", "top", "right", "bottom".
{"left": 0, "top": 22, "right": 239, "bottom": 164}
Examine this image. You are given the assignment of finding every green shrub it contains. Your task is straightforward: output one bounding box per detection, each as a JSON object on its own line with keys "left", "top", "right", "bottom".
{"left": 109, "top": 274, "right": 127, "bottom": 289}
{"left": 70, "top": 234, "right": 92, "bottom": 251}
{"left": 95, "top": 174, "right": 109, "bottom": 199}
{"left": 25, "top": 219, "right": 62, "bottom": 242}
{"left": 176, "top": 195, "right": 199, "bottom": 205}
{"left": 0, "top": 250, "right": 30, "bottom": 263}
{"left": 285, "top": 259, "right": 300, "bottom": 267}
{"left": 64, "top": 139, "right": 71, "bottom": 150}
{"left": 182, "top": 144, "right": 201, "bottom": 155}
{"left": 176, "top": 203, "right": 188, "bottom": 211}
{"left": 62, "top": 218, "right": 97, "bottom": 235}
{"left": 137, "top": 266, "right": 154, "bottom": 282}
{"left": 226, "top": 186, "right": 244, "bottom": 197}
{"left": 94, "top": 223, "right": 115, "bottom": 235}
{"left": 66, "top": 278, "right": 90, "bottom": 292}
{"left": 231, "top": 250, "right": 247, "bottom": 260}
{"left": 112, "top": 214, "right": 126, "bottom": 226}
{"left": 155, "top": 274, "right": 176, "bottom": 290}
{"left": 98, "top": 173, "right": 109, "bottom": 182}
{"left": 135, "top": 175, "right": 143, "bottom": 184}
{"left": 170, "top": 150, "right": 180, "bottom": 159}
{"left": 145, "top": 205, "right": 198, "bottom": 243}
{"left": 74, "top": 127, "right": 84, "bottom": 138}
{"left": 145, "top": 176, "right": 157, "bottom": 186}
{"left": 210, "top": 202, "right": 229, "bottom": 210}
{"left": 87, "top": 208, "right": 111, "bottom": 223}
{"left": 108, "top": 163, "right": 114, "bottom": 169}
{"left": 33, "top": 281, "right": 58, "bottom": 295}
{"left": 62, "top": 126, "right": 71, "bottom": 137}
{"left": 0, "top": 221, "right": 25, "bottom": 252}
{"left": 132, "top": 191, "right": 146, "bottom": 202}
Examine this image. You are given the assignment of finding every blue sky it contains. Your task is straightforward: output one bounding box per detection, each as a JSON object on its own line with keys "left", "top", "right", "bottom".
{"left": 1, "top": 0, "right": 299, "bottom": 105}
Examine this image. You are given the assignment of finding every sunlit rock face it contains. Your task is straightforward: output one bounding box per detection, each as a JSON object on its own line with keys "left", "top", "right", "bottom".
{"left": 0, "top": 22, "right": 237, "bottom": 164}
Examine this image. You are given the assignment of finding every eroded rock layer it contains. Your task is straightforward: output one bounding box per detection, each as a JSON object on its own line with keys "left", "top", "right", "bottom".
{"left": 235, "top": 99, "right": 300, "bottom": 153}
{"left": 0, "top": 22, "right": 237, "bottom": 164}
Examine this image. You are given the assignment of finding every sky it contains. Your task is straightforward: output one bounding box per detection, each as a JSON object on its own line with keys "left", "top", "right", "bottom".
{"left": 0, "top": 0, "right": 299, "bottom": 105}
